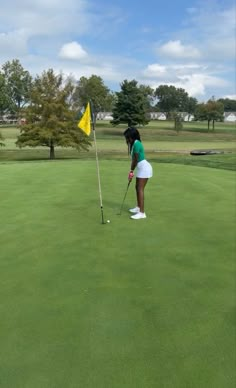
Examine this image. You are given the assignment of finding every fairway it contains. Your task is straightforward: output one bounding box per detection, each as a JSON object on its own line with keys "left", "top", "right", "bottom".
{"left": 0, "top": 160, "right": 235, "bottom": 387}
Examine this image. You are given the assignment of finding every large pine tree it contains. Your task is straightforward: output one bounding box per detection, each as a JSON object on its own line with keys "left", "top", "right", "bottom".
{"left": 111, "top": 80, "right": 149, "bottom": 127}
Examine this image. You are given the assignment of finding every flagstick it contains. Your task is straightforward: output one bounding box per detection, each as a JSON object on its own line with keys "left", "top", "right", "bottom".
{"left": 91, "top": 105, "right": 105, "bottom": 224}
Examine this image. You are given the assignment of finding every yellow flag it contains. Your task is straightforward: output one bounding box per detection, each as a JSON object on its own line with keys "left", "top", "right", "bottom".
{"left": 78, "top": 102, "right": 91, "bottom": 136}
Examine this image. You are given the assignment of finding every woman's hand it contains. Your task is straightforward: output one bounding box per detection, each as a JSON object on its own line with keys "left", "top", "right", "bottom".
{"left": 128, "top": 171, "right": 134, "bottom": 181}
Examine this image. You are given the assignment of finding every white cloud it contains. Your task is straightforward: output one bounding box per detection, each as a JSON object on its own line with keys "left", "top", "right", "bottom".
{"left": 0, "top": 30, "right": 28, "bottom": 57}
{"left": 143, "top": 64, "right": 167, "bottom": 77}
{"left": 0, "top": 0, "right": 92, "bottom": 38}
{"left": 0, "top": 0, "right": 234, "bottom": 101}
{"left": 59, "top": 42, "right": 88, "bottom": 60}
{"left": 148, "top": 4, "right": 235, "bottom": 99}
{"left": 159, "top": 40, "right": 201, "bottom": 59}
{"left": 175, "top": 74, "right": 228, "bottom": 97}
{"left": 140, "top": 62, "right": 229, "bottom": 98}
{"left": 223, "top": 94, "right": 236, "bottom": 100}
{"left": 204, "top": 37, "right": 236, "bottom": 60}
{"left": 182, "top": 5, "right": 236, "bottom": 60}
{"left": 57, "top": 60, "right": 124, "bottom": 83}
{"left": 172, "top": 64, "right": 203, "bottom": 70}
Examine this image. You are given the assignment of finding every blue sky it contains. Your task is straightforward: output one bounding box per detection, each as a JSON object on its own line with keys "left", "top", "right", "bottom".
{"left": 0, "top": 0, "right": 235, "bottom": 101}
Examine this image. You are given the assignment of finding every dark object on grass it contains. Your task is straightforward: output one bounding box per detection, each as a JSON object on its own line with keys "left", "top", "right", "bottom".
{"left": 190, "top": 150, "right": 224, "bottom": 156}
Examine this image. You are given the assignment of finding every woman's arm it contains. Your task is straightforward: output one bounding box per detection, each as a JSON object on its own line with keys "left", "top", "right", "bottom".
{"left": 131, "top": 152, "right": 138, "bottom": 171}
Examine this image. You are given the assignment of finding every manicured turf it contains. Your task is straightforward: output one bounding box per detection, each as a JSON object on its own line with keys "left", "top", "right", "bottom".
{"left": 0, "top": 160, "right": 235, "bottom": 387}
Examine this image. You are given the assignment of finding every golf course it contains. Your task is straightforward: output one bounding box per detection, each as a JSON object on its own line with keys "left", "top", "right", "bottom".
{"left": 0, "top": 121, "right": 235, "bottom": 387}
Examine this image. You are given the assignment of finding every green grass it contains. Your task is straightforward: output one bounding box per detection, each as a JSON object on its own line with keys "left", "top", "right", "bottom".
{"left": 1, "top": 149, "right": 236, "bottom": 171}
{"left": 0, "top": 122, "right": 235, "bottom": 387}
{"left": 0, "top": 160, "right": 235, "bottom": 387}
{"left": 152, "top": 153, "right": 236, "bottom": 171}
{"left": 1, "top": 124, "right": 236, "bottom": 171}
{"left": 95, "top": 119, "right": 236, "bottom": 133}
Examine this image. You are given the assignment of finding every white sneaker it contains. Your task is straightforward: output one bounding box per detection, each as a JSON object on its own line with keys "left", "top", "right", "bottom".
{"left": 129, "top": 206, "right": 140, "bottom": 213}
{"left": 130, "top": 212, "right": 146, "bottom": 220}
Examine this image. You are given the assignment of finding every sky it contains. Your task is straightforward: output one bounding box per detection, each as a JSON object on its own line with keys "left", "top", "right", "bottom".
{"left": 0, "top": 0, "right": 235, "bottom": 101}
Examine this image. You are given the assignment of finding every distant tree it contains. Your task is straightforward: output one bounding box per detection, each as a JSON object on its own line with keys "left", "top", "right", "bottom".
{"left": 73, "top": 75, "right": 114, "bottom": 114}
{"left": 111, "top": 79, "right": 149, "bottom": 127}
{"left": 154, "top": 85, "right": 190, "bottom": 118}
{"left": 195, "top": 100, "right": 224, "bottom": 131}
{"left": 0, "top": 131, "right": 5, "bottom": 147}
{"left": 217, "top": 98, "right": 236, "bottom": 112}
{"left": 103, "top": 91, "right": 117, "bottom": 112}
{"left": 1, "top": 59, "right": 32, "bottom": 116}
{"left": 186, "top": 97, "right": 198, "bottom": 119}
{"left": 0, "top": 73, "right": 11, "bottom": 115}
{"left": 138, "top": 84, "right": 155, "bottom": 112}
{"left": 195, "top": 103, "right": 207, "bottom": 121}
{"left": 154, "top": 85, "right": 176, "bottom": 117}
{"left": 171, "top": 112, "right": 184, "bottom": 134}
{"left": 16, "top": 69, "right": 91, "bottom": 159}
{"left": 195, "top": 103, "right": 212, "bottom": 131}
{"left": 206, "top": 99, "right": 224, "bottom": 130}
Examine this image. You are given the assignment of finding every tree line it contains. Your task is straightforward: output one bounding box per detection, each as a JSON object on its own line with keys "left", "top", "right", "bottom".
{"left": 0, "top": 59, "right": 235, "bottom": 158}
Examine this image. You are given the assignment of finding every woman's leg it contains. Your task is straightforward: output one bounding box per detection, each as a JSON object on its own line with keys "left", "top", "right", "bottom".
{"left": 136, "top": 178, "right": 148, "bottom": 213}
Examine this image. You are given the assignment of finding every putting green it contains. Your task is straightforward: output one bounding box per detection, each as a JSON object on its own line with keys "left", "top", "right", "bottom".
{"left": 0, "top": 160, "right": 235, "bottom": 388}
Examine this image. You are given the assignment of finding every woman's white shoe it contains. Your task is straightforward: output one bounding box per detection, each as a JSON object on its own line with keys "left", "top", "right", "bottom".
{"left": 130, "top": 212, "right": 146, "bottom": 219}
{"left": 129, "top": 206, "right": 140, "bottom": 213}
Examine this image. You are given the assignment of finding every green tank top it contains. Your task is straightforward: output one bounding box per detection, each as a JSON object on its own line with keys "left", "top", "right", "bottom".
{"left": 131, "top": 140, "right": 145, "bottom": 162}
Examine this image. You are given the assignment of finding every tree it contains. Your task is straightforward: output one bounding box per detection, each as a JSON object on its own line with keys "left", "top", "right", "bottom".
{"left": 217, "top": 98, "right": 236, "bottom": 112}
{"left": 111, "top": 80, "right": 150, "bottom": 127}
{"left": 171, "top": 112, "right": 183, "bottom": 134}
{"left": 16, "top": 69, "right": 91, "bottom": 159}
{"left": 206, "top": 99, "right": 224, "bottom": 130}
{"left": 195, "top": 100, "right": 224, "bottom": 131}
{"left": 0, "top": 131, "right": 5, "bottom": 147}
{"left": 195, "top": 103, "right": 208, "bottom": 127}
{"left": 0, "top": 73, "right": 11, "bottom": 115}
{"left": 154, "top": 85, "right": 176, "bottom": 117}
{"left": 138, "top": 85, "right": 155, "bottom": 112}
{"left": 1, "top": 59, "right": 32, "bottom": 116}
{"left": 154, "top": 85, "right": 192, "bottom": 118}
{"left": 103, "top": 91, "right": 117, "bottom": 112}
{"left": 186, "top": 97, "right": 198, "bottom": 119}
{"left": 73, "top": 75, "right": 114, "bottom": 113}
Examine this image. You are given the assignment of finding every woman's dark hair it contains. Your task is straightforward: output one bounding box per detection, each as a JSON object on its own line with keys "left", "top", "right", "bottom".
{"left": 123, "top": 127, "right": 141, "bottom": 153}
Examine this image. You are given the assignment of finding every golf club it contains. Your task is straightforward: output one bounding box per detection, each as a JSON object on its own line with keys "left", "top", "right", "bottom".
{"left": 117, "top": 180, "right": 131, "bottom": 215}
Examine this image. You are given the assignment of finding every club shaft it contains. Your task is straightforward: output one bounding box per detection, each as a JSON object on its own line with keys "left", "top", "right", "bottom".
{"left": 119, "top": 181, "right": 131, "bottom": 214}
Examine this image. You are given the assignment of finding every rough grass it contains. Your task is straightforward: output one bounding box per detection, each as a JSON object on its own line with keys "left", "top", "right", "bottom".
{"left": 0, "top": 123, "right": 236, "bottom": 171}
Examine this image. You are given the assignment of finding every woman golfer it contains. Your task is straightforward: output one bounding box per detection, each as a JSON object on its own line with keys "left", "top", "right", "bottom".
{"left": 124, "top": 127, "right": 153, "bottom": 220}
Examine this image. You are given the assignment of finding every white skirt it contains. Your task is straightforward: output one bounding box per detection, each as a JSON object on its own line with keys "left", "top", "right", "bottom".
{"left": 136, "top": 160, "right": 153, "bottom": 178}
